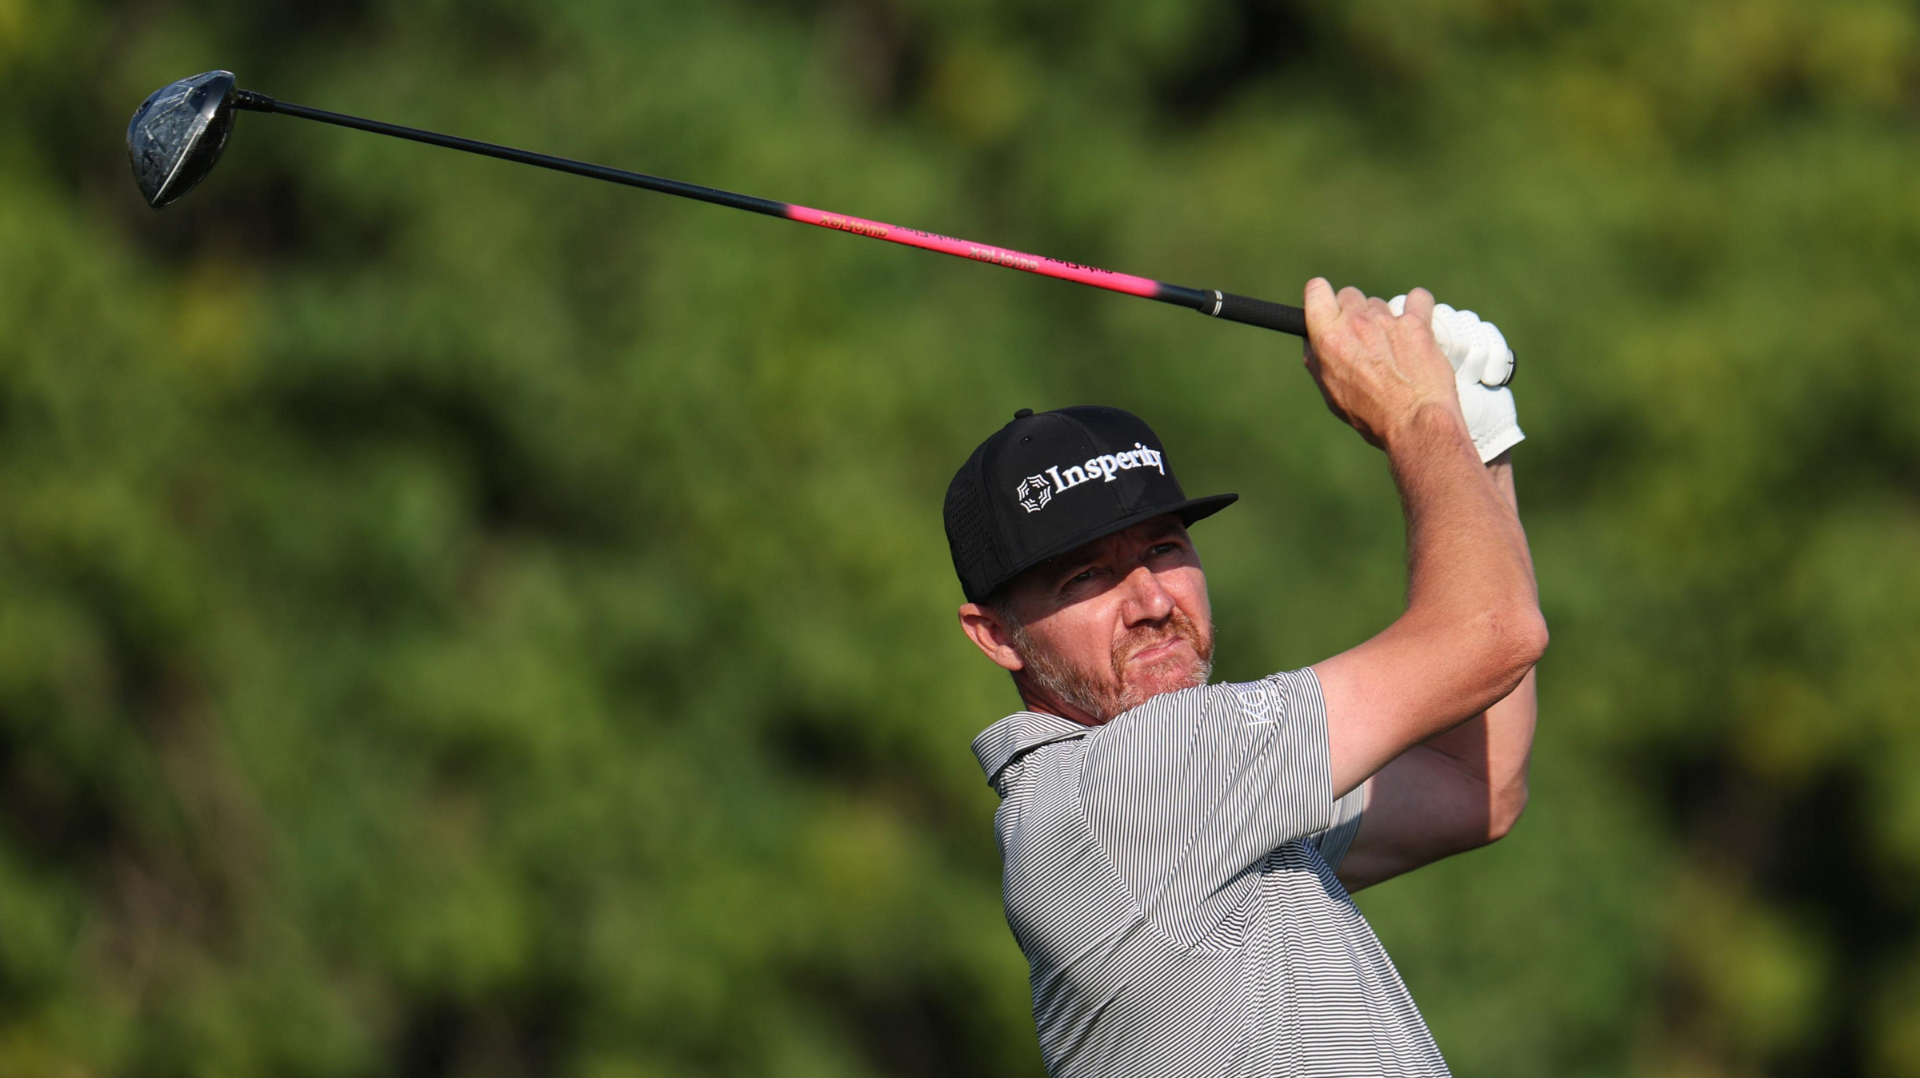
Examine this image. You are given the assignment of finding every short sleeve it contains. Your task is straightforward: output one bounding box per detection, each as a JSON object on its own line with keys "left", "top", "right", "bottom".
{"left": 1312, "top": 780, "right": 1368, "bottom": 871}
{"left": 1079, "top": 668, "right": 1337, "bottom": 943}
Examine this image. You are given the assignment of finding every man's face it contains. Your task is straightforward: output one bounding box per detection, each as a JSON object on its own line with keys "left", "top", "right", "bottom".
{"left": 959, "top": 515, "right": 1215, "bottom": 725}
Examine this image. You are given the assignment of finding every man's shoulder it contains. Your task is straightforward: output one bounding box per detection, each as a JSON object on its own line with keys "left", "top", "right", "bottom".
{"left": 972, "top": 710, "right": 1090, "bottom": 787}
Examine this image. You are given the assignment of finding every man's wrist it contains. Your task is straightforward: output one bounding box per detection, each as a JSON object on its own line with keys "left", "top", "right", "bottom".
{"left": 1485, "top": 451, "right": 1517, "bottom": 509}
{"left": 1380, "top": 401, "right": 1474, "bottom": 459}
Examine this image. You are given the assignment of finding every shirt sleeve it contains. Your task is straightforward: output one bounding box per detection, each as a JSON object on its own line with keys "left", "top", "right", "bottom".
{"left": 1079, "top": 667, "right": 1337, "bottom": 944}
{"left": 1313, "top": 780, "right": 1368, "bottom": 871}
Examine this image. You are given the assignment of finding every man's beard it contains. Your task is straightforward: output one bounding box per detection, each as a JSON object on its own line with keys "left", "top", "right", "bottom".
{"left": 1009, "top": 609, "right": 1215, "bottom": 724}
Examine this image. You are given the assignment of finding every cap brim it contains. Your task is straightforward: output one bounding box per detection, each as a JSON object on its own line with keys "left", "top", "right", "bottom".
{"left": 987, "top": 492, "right": 1239, "bottom": 598}
{"left": 1172, "top": 492, "right": 1239, "bottom": 528}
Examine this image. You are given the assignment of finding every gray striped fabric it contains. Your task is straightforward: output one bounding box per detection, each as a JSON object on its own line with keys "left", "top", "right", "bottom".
{"left": 973, "top": 668, "right": 1447, "bottom": 1077}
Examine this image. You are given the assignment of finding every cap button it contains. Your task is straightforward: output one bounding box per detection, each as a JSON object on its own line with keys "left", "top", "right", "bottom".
{"left": 1013, "top": 408, "right": 1034, "bottom": 419}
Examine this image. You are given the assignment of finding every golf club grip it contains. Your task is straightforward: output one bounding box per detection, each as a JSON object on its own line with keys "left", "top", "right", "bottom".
{"left": 1211, "top": 292, "right": 1308, "bottom": 337}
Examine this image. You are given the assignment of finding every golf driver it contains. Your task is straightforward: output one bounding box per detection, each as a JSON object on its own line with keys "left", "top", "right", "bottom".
{"left": 131, "top": 71, "right": 1312, "bottom": 339}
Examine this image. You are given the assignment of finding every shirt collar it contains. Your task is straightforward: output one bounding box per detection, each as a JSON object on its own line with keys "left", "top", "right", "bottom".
{"left": 972, "top": 710, "right": 1092, "bottom": 785}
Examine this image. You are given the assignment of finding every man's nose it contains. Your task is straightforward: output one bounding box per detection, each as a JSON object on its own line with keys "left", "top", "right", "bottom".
{"left": 1119, "top": 566, "right": 1176, "bottom": 626}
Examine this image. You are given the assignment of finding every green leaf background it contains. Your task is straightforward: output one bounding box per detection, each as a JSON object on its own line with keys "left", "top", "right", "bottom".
{"left": 2, "top": 1, "right": 1918, "bottom": 1075}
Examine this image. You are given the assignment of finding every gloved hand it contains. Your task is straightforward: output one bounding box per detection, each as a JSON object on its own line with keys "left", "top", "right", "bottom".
{"left": 1390, "top": 295, "right": 1523, "bottom": 463}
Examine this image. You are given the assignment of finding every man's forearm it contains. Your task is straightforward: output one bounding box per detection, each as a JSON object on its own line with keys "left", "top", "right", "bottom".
{"left": 1414, "top": 454, "right": 1537, "bottom": 832}
{"left": 1387, "top": 406, "right": 1543, "bottom": 719}
{"left": 1334, "top": 453, "right": 1540, "bottom": 889}
{"left": 1321, "top": 408, "right": 1546, "bottom": 795}
{"left": 1391, "top": 412, "right": 1537, "bottom": 646}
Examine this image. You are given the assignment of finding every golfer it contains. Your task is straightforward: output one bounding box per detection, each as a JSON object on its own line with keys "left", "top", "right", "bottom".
{"left": 944, "top": 282, "right": 1544, "bottom": 1076}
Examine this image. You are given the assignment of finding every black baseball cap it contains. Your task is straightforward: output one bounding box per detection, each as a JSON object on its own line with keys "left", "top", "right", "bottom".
{"left": 944, "top": 406, "right": 1238, "bottom": 602}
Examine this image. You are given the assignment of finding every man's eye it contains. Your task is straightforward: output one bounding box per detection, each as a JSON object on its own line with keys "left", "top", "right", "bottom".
{"left": 1149, "top": 543, "right": 1179, "bottom": 557}
{"left": 1058, "top": 567, "right": 1099, "bottom": 591}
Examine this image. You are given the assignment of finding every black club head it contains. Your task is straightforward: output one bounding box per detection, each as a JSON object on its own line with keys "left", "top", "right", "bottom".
{"left": 128, "top": 70, "right": 239, "bottom": 209}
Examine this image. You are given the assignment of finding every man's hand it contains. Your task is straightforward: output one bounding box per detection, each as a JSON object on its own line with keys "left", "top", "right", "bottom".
{"left": 1389, "top": 296, "right": 1525, "bottom": 464}
{"left": 1300, "top": 280, "right": 1463, "bottom": 451}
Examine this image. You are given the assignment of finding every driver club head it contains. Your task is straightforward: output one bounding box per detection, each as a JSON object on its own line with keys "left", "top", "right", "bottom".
{"left": 128, "top": 70, "right": 239, "bottom": 208}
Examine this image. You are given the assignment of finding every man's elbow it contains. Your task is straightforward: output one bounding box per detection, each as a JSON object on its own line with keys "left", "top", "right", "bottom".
{"left": 1475, "top": 602, "right": 1548, "bottom": 687}
{"left": 1485, "top": 780, "right": 1530, "bottom": 844}
{"left": 1525, "top": 606, "right": 1549, "bottom": 661}
{"left": 1505, "top": 602, "right": 1550, "bottom": 667}
{"left": 1434, "top": 780, "right": 1528, "bottom": 858}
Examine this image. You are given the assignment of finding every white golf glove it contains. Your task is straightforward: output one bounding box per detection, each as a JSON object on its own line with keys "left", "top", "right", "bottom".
{"left": 1391, "top": 295, "right": 1523, "bottom": 463}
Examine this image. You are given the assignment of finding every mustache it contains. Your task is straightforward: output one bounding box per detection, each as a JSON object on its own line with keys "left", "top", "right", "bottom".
{"left": 1111, "top": 608, "right": 1213, "bottom": 673}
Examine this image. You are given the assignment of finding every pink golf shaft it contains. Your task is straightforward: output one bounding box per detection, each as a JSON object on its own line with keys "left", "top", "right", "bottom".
{"left": 785, "top": 204, "right": 1164, "bottom": 298}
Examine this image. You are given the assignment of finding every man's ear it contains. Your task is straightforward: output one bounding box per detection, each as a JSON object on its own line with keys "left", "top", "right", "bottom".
{"left": 958, "top": 603, "right": 1026, "bottom": 673}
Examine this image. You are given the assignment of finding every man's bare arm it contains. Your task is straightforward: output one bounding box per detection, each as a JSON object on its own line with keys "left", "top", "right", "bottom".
{"left": 1335, "top": 455, "right": 1538, "bottom": 892}
{"left": 1297, "top": 282, "right": 1546, "bottom": 801}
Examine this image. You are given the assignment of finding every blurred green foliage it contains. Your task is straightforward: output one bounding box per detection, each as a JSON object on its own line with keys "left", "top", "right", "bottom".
{"left": 1, "top": 0, "right": 1918, "bottom": 1075}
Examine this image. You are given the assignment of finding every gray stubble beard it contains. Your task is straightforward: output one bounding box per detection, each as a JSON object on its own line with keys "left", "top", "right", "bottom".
{"left": 1007, "top": 609, "right": 1214, "bottom": 724}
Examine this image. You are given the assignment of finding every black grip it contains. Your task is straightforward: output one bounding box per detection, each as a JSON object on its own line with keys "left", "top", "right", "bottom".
{"left": 1207, "top": 291, "right": 1308, "bottom": 337}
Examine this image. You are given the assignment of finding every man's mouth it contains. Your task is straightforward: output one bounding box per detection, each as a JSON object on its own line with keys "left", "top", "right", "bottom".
{"left": 1123, "top": 637, "right": 1193, "bottom": 667}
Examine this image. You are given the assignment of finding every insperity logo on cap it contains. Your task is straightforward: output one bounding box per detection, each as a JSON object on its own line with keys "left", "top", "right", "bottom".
{"left": 944, "top": 406, "right": 1237, "bottom": 602}
{"left": 1014, "top": 443, "right": 1167, "bottom": 514}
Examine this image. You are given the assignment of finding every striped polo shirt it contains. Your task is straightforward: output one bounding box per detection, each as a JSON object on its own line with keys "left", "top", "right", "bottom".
{"left": 973, "top": 668, "right": 1448, "bottom": 1077}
